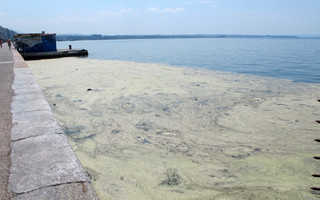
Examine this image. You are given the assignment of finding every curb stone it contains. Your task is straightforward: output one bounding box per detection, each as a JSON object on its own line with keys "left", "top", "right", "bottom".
{"left": 8, "top": 50, "right": 99, "bottom": 199}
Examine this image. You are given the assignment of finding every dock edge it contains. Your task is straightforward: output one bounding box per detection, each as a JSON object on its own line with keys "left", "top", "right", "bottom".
{"left": 8, "top": 49, "right": 100, "bottom": 200}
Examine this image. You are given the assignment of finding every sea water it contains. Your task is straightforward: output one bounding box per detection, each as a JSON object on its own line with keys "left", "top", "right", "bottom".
{"left": 28, "top": 57, "right": 320, "bottom": 199}
{"left": 35, "top": 38, "right": 320, "bottom": 199}
{"left": 58, "top": 38, "right": 320, "bottom": 83}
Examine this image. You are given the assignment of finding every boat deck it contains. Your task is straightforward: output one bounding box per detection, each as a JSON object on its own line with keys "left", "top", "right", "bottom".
{"left": 20, "top": 49, "right": 88, "bottom": 60}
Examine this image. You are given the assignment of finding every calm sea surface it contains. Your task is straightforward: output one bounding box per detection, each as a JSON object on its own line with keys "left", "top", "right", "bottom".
{"left": 58, "top": 38, "right": 320, "bottom": 83}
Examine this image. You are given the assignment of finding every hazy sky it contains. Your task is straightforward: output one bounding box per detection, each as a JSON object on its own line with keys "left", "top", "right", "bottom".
{"left": 1, "top": 0, "right": 319, "bottom": 35}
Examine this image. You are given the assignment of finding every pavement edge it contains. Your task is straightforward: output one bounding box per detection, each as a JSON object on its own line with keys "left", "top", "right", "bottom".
{"left": 8, "top": 50, "right": 100, "bottom": 200}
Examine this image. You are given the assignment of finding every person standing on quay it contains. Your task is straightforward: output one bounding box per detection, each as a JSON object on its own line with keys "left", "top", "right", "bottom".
{"left": 8, "top": 39, "right": 12, "bottom": 50}
{"left": 0, "top": 39, "right": 2, "bottom": 48}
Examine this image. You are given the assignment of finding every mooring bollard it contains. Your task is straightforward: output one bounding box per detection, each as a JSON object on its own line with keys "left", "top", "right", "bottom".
{"left": 69, "top": 45, "right": 72, "bottom": 50}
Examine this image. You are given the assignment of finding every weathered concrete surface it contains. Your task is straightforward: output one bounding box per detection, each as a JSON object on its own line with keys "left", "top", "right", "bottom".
{"left": 7, "top": 50, "right": 99, "bottom": 199}
{"left": 11, "top": 110, "right": 63, "bottom": 141}
{"left": 10, "top": 67, "right": 62, "bottom": 141}
{"left": 11, "top": 95, "right": 51, "bottom": 113}
{"left": 0, "top": 45, "right": 14, "bottom": 200}
{"left": 9, "top": 134, "right": 88, "bottom": 193}
{"left": 11, "top": 68, "right": 43, "bottom": 96}
{"left": 12, "top": 183, "right": 98, "bottom": 200}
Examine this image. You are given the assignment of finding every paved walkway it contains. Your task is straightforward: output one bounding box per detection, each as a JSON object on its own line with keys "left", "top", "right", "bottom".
{"left": 0, "top": 46, "right": 99, "bottom": 199}
{"left": 0, "top": 44, "right": 14, "bottom": 200}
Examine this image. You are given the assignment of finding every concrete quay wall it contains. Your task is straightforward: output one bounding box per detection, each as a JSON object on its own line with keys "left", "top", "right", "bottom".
{"left": 9, "top": 50, "right": 99, "bottom": 199}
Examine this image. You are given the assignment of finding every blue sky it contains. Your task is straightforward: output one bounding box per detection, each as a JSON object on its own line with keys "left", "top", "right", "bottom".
{"left": 0, "top": 0, "right": 319, "bottom": 35}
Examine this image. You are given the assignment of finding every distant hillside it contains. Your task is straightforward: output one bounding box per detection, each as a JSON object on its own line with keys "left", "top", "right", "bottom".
{"left": 0, "top": 26, "right": 17, "bottom": 41}
{"left": 56, "top": 34, "right": 299, "bottom": 41}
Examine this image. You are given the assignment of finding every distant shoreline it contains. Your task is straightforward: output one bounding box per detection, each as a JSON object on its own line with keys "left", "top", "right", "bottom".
{"left": 56, "top": 34, "right": 319, "bottom": 41}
